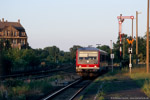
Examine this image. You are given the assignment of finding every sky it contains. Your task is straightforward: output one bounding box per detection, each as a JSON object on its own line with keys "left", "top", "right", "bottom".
{"left": 0, "top": 0, "right": 148, "bottom": 51}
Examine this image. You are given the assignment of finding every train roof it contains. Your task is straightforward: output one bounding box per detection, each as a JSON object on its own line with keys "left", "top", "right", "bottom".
{"left": 78, "top": 47, "right": 107, "bottom": 55}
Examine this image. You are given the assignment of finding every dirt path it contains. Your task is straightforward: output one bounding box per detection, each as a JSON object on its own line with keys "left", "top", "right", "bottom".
{"left": 74, "top": 75, "right": 150, "bottom": 100}
{"left": 104, "top": 79, "right": 150, "bottom": 100}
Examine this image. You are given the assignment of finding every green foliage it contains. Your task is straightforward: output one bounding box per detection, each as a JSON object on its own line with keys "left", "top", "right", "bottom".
{"left": 44, "top": 46, "right": 60, "bottom": 63}
{"left": 70, "top": 45, "right": 82, "bottom": 63}
{"left": 112, "top": 33, "right": 148, "bottom": 65}
{"left": 143, "top": 79, "right": 150, "bottom": 97}
{"left": 98, "top": 91, "right": 105, "bottom": 100}
{"left": 12, "top": 85, "right": 29, "bottom": 97}
{"left": 4, "top": 79, "right": 24, "bottom": 87}
{"left": 79, "top": 95, "right": 84, "bottom": 100}
{"left": 2, "top": 49, "right": 40, "bottom": 71}
{"left": 0, "top": 76, "right": 60, "bottom": 99}
{"left": 29, "top": 79, "right": 53, "bottom": 94}
{"left": 129, "top": 68, "right": 150, "bottom": 97}
{"left": 0, "top": 30, "right": 149, "bottom": 74}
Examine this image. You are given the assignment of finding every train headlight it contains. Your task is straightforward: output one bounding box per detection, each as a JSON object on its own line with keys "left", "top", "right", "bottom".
{"left": 79, "top": 65, "right": 81, "bottom": 68}
{"left": 94, "top": 65, "right": 97, "bottom": 67}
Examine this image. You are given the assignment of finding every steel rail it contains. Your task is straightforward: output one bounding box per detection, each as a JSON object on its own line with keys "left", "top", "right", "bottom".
{"left": 0, "top": 66, "right": 71, "bottom": 79}
{"left": 69, "top": 80, "right": 92, "bottom": 100}
{"left": 41, "top": 78, "right": 81, "bottom": 100}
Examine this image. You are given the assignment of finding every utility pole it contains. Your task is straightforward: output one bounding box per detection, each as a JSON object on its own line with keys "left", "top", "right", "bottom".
{"left": 132, "top": 19, "right": 134, "bottom": 38}
{"left": 0, "top": 40, "right": 2, "bottom": 76}
{"left": 122, "top": 34, "right": 125, "bottom": 59}
{"left": 123, "top": 38, "right": 125, "bottom": 59}
{"left": 136, "top": 11, "right": 138, "bottom": 65}
{"left": 110, "top": 40, "right": 112, "bottom": 54}
{"left": 146, "top": 0, "right": 149, "bottom": 74}
{"left": 136, "top": 11, "right": 141, "bottom": 65}
{"left": 110, "top": 40, "right": 114, "bottom": 72}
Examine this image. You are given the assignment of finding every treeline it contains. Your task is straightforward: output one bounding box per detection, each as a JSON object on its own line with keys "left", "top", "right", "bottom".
{"left": 0, "top": 40, "right": 81, "bottom": 75}
{"left": 113, "top": 34, "right": 147, "bottom": 65}
{"left": 97, "top": 34, "right": 148, "bottom": 66}
{"left": 0, "top": 34, "right": 149, "bottom": 75}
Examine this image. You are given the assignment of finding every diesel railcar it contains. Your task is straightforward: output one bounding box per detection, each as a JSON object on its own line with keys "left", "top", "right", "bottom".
{"left": 76, "top": 47, "right": 108, "bottom": 77}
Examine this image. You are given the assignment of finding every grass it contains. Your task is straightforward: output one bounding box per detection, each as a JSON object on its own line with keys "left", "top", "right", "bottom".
{"left": 82, "top": 67, "right": 150, "bottom": 99}
{"left": 97, "top": 91, "right": 105, "bottom": 100}
{"left": 78, "top": 69, "right": 123, "bottom": 100}
{"left": 79, "top": 95, "right": 84, "bottom": 100}
{"left": 0, "top": 75, "right": 64, "bottom": 100}
{"left": 129, "top": 67, "right": 150, "bottom": 97}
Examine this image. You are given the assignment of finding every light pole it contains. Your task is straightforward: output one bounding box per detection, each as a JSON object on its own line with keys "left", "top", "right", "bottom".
{"left": 136, "top": 11, "right": 141, "bottom": 65}
{"left": 132, "top": 19, "right": 134, "bottom": 38}
{"left": 146, "top": 0, "right": 149, "bottom": 74}
{"left": 110, "top": 40, "right": 112, "bottom": 54}
{"left": 110, "top": 40, "right": 114, "bottom": 72}
{"left": 122, "top": 34, "right": 125, "bottom": 59}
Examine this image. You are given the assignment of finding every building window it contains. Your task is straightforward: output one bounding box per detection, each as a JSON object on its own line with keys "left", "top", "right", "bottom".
{"left": 8, "top": 31, "right": 10, "bottom": 36}
{"left": 5, "top": 31, "right": 7, "bottom": 36}
{"left": 21, "top": 39, "right": 24, "bottom": 45}
{"left": 14, "top": 32, "right": 16, "bottom": 36}
{"left": 19, "top": 32, "right": 21, "bottom": 36}
{"left": 13, "top": 39, "right": 16, "bottom": 44}
{"left": 22, "top": 32, "right": 25, "bottom": 36}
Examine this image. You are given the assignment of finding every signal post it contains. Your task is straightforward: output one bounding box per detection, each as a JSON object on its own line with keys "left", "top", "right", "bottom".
{"left": 117, "top": 14, "right": 134, "bottom": 57}
{"left": 127, "top": 37, "right": 134, "bottom": 74}
{"left": 110, "top": 40, "right": 114, "bottom": 72}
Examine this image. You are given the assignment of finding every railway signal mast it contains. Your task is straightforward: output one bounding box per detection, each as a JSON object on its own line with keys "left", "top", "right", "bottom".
{"left": 117, "top": 14, "right": 134, "bottom": 57}
{"left": 127, "top": 37, "right": 134, "bottom": 74}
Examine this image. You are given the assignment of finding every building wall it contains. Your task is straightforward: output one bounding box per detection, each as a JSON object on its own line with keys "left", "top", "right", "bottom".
{"left": 0, "top": 21, "right": 28, "bottom": 49}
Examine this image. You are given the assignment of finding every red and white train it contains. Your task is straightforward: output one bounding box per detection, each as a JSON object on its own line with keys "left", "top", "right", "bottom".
{"left": 76, "top": 47, "right": 108, "bottom": 77}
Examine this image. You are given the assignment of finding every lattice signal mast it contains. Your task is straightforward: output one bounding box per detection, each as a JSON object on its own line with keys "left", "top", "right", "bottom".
{"left": 117, "top": 14, "right": 134, "bottom": 56}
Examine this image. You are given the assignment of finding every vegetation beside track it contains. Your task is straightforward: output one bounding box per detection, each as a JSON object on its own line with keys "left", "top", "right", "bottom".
{"left": 78, "top": 67, "right": 150, "bottom": 100}
{"left": 129, "top": 67, "right": 150, "bottom": 97}
{"left": 0, "top": 75, "right": 65, "bottom": 100}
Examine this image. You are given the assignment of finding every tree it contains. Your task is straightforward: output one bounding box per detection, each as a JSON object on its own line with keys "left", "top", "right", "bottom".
{"left": 21, "top": 49, "right": 40, "bottom": 70}
{"left": 0, "top": 40, "right": 12, "bottom": 75}
{"left": 70, "top": 45, "right": 82, "bottom": 63}
{"left": 44, "top": 46, "right": 60, "bottom": 65}
{"left": 113, "top": 34, "right": 129, "bottom": 65}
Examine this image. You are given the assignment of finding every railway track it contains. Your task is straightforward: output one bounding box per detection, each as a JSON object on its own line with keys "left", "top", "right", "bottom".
{"left": 41, "top": 78, "right": 94, "bottom": 100}
{"left": 0, "top": 66, "right": 74, "bottom": 80}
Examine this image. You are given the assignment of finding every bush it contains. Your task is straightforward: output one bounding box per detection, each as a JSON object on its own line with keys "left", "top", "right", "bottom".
{"left": 143, "top": 79, "right": 150, "bottom": 97}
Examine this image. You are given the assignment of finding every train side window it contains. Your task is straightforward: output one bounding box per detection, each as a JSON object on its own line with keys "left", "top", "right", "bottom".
{"left": 103, "top": 55, "right": 105, "bottom": 61}
{"left": 100, "top": 55, "right": 105, "bottom": 62}
{"left": 100, "top": 55, "right": 102, "bottom": 62}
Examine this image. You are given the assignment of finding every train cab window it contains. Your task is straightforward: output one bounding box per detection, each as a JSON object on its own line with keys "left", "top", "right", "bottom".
{"left": 89, "top": 57, "right": 96, "bottom": 60}
{"left": 79, "top": 57, "right": 83, "bottom": 60}
{"left": 85, "top": 57, "right": 89, "bottom": 60}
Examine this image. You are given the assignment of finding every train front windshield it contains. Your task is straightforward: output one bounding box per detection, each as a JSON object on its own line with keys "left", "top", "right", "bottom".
{"left": 78, "top": 51, "right": 98, "bottom": 64}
